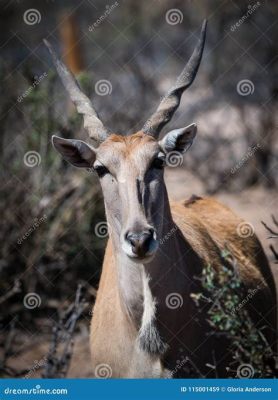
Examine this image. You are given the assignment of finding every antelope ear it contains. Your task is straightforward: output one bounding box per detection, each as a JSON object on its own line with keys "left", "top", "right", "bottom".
{"left": 52, "top": 135, "right": 96, "bottom": 168}
{"left": 159, "top": 123, "right": 197, "bottom": 153}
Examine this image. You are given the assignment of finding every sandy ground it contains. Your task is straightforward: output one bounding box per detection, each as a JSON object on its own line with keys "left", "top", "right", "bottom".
{"left": 7, "top": 170, "right": 278, "bottom": 378}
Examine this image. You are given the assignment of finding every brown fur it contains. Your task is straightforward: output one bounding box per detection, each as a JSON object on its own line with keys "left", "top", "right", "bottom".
{"left": 102, "top": 132, "right": 155, "bottom": 153}
{"left": 91, "top": 196, "right": 277, "bottom": 377}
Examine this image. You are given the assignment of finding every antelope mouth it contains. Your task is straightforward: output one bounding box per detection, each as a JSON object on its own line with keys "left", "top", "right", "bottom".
{"left": 126, "top": 249, "right": 158, "bottom": 264}
{"left": 121, "top": 232, "right": 159, "bottom": 263}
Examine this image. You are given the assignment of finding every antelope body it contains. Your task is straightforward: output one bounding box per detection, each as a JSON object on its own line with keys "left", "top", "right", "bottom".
{"left": 45, "top": 21, "right": 277, "bottom": 377}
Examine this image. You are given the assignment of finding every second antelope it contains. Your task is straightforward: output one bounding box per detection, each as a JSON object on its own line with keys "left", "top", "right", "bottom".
{"left": 45, "top": 21, "right": 276, "bottom": 377}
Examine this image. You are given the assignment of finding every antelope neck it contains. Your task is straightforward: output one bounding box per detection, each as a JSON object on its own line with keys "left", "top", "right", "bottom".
{"left": 105, "top": 188, "right": 184, "bottom": 331}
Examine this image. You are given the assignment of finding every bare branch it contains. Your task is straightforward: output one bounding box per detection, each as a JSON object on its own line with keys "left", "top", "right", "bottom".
{"left": 261, "top": 220, "right": 278, "bottom": 238}
{"left": 262, "top": 217, "right": 278, "bottom": 264}
{"left": 43, "top": 284, "right": 87, "bottom": 378}
{"left": 0, "top": 280, "right": 21, "bottom": 306}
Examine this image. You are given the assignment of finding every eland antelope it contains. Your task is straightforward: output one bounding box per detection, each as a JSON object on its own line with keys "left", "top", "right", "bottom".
{"left": 45, "top": 20, "right": 277, "bottom": 377}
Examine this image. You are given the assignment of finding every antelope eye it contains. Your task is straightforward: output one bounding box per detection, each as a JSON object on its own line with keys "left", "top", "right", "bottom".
{"left": 150, "top": 157, "right": 165, "bottom": 170}
{"left": 94, "top": 164, "right": 109, "bottom": 178}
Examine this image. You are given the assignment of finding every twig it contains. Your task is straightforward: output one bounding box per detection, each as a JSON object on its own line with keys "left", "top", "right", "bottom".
{"left": 262, "top": 217, "right": 278, "bottom": 263}
{"left": 271, "top": 215, "right": 278, "bottom": 228}
{"left": 0, "top": 316, "right": 28, "bottom": 377}
{"left": 261, "top": 220, "right": 278, "bottom": 238}
{"left": 0, "top": 280, "right": 21, "bottom": 305}
{"left": 270, "top": 245, "right": 278, "bottom": 264}
{"left": 43, "top": 284, "right": 86, "bottom": 378}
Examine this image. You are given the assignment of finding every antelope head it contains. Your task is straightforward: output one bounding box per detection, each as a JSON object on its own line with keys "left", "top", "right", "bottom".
{"left": 45, "top": 20, "right": 206, "bottom": 263}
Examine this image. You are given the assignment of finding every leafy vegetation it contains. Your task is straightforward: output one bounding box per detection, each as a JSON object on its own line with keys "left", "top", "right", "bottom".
{"left": 191, "top": 250, "right": 277, "bottom": 377}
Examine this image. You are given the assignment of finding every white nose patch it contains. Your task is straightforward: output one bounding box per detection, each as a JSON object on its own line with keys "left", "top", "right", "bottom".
{"left": 121, "top": 239, "right": 136, "bottom": 258}
{"left": 118, "top": 176, "right": 126, "bottom": 183}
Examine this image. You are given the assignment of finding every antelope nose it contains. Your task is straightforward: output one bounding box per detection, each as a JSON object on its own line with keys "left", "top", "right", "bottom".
{"left": 126, "top": 229, "right": 155, "bottom": 257}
